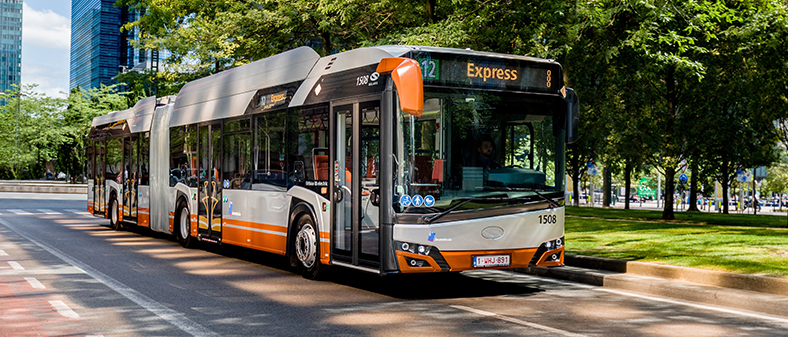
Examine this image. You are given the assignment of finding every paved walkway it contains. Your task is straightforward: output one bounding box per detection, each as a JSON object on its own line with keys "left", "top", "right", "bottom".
{"left": 573, "top": 199, "right": 788, "bottom": 216}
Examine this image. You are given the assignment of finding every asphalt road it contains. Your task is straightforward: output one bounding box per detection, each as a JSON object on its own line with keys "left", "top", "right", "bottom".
{"left": 2, "top": 192, "right": 788, "bottom": 336}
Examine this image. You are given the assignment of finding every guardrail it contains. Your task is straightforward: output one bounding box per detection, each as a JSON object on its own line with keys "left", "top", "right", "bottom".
{"left": 0, "top": 180, "right": 87, "bottom": 194}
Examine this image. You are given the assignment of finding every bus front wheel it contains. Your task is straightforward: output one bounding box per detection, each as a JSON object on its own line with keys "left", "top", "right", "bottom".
{"left": 176, "top": 202, "right": 195, "bottom": 248}
{"left": 291, "top": 214, "right": 321, "bottom": 279}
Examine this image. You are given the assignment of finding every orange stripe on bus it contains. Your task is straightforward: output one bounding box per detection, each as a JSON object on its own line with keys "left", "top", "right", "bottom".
{"left": 222, "top": 219, "right": 287, "bottom": 255}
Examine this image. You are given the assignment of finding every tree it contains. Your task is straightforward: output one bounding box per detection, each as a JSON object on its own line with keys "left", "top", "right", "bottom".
{"left": 0, "top": 84, "right": 67, "bottom": 179}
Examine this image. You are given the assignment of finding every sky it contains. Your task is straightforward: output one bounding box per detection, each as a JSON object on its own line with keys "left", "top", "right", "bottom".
{"left": 21, "top": 0, "right": 71, "bottom": 99}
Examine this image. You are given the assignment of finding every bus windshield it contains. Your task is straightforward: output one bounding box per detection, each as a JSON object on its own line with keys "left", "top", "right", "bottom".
{"left": 394, "top": 90, "right": 564, "bottom": 216}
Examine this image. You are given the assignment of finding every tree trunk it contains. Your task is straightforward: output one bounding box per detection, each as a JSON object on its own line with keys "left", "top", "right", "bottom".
{"left": 721, "top": 177, "right": 730, "bottom": 214}
{"left": 603, "top": 166, "right": 611, "bottom": 207}
{"left": 663, "top": 166, "right": 676, "bottom": 220}
{"left": 662, "top": 65, "right": 677, "bottom": 220}
{"left": 426, "top": 0, "right": 436, "bottom": 23}
{"left": 321, "top": 31, "right": 332, "bottom": 56}
{"left": 572, "top": 171, "right": 581, "bottom": 206}
{"left": 624, "top": 158, "right": 631, "bottom": 210}
{"left": 687, "top": 158, "right": 700, "bottom": 212}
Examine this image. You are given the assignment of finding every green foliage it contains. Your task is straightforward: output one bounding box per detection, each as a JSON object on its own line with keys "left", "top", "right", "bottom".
{"left": 0, "top": 83, "right": 130, "bottom": 181}
{"left": 0, "top": 85, "right": 67, "bottom": 179}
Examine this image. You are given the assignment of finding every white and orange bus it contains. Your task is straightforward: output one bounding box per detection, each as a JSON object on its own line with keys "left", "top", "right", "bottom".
{"left": 86, "top": 45, "right": 579, "bottom": 278}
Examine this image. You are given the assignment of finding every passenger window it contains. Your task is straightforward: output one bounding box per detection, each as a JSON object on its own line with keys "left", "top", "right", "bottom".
{"left": 254, "top": 113, "right": 287, "bottom": 188}
{"left": 224, "top": 119, "right": 252, "bottom": 189}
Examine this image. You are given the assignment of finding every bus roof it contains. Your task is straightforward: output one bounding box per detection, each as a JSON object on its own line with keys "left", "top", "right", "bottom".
{"left": 168, "top": 46, "right": 321, "bottom": 127}
{"left": 93, "top": 45, "right": 563, "bottom": 131}
{"left": 89, "top": 96, "right": 172, "bottom": 139}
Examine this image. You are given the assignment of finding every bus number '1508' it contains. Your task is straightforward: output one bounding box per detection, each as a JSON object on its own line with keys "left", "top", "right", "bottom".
{"left": 539, "top": 214, "right": 557, "bottom": 224}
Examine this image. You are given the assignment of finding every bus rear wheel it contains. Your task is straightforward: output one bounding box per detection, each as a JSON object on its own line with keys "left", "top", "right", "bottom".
{"left": 176, "top": 202, "right": 195, "bottom": 248}
{"left": 291, "top": 214, "right": 321, "bottom": 279}
{"left": 109, "top": 197, "right": 121, "bottom": 231}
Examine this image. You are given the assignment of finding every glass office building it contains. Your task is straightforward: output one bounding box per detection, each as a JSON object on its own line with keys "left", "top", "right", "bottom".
{"left": 0, "top": 0, "right": 22, "bottom": 93}
{"left": 70, "top": 0, "right": 154, "bottom": 90}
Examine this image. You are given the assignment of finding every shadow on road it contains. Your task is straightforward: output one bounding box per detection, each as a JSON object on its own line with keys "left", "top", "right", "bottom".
{"left": 111, "top": 223, "right": 544, "bottom": 301}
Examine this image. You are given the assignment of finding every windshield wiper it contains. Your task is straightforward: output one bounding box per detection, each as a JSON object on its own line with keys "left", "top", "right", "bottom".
{"left": 482, "top": 186, "right": 561, "bottom": 208}
{"left": 422, "top": 196, "right": 508, "bottom": 223}
{"left": 533, "top": 190, "right": 560, "bottom": 208}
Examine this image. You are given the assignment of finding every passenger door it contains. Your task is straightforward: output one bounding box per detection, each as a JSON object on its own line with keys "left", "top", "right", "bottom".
{"left": 123, "top": 136, "right": 138, "bottom": 220}
{"left": 198, "top": 123, "right": 223, "bottom": 243}
{"left": 331, "top": 100, "right": 381, "bottom": 268}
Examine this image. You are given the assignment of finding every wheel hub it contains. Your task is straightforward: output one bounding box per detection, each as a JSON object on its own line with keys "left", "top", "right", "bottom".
{"left": 295, "top": 224, "right": 316, "bottom": 268}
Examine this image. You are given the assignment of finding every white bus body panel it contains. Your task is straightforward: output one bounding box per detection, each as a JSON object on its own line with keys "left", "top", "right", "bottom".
{"left": 393, "top": 207, "right": 564, "bottom": 251}
{"left": 222, "top": 189, "right": 289, "bottom": 253}
{"left": 287, "top": 186, "right": 331, "bottom": 244}
{"left": 138, "top": 185, "right": 150, "bottom": 224}
{"left": 169, "top": 183, "right": 193, "bottom": 229}
{"left": 105, "top": 180, "right": 120, "bottom": 204}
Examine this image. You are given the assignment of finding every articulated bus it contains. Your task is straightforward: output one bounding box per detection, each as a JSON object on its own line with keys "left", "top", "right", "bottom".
{"left": 86, "top": 45, "right": 579, "bottom": 278}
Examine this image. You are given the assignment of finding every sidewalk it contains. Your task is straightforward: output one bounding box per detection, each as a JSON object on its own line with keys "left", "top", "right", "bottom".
{"left": 577, "top": 199, "right": 788, "bottom": 217}
{"left": 0, "top": 180, "right": 86, "bottom": 194}
{"left": 518, "top": 254, "right": 788, "bottom": 317}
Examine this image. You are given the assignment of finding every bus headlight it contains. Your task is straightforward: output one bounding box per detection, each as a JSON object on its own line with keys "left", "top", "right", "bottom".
{"left": 396, "top": 241, "right": 433, "bottom": 255}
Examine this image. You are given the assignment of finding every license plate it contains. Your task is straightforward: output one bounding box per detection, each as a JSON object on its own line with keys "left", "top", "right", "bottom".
{"left": 472, "top": 255, "right": 510, "bottom": 268}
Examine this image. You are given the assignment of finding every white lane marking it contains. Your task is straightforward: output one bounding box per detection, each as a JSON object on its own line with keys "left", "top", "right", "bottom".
{"left": 8, "top": 261, "right": 24, "bottom": 270}
{"left": 0, "top": 217, "right": 219, "bottom": 337}
{"left": 450, "top": 305, "right": 587, "bottom": 337}
{"left": 38, "top": 209, "right": 62, "bottom": 215}
{"left": 9, "top": 209, "right": 32, "bottom": 215}
{"left": 596, "top": 288, "right": 788, "bottom": 325}
{"left": 66, "top": 209, "right": 92, "bottom": 215}
{"left": 0, "top": 249, "right": 7, "bottom": 256}
{"left": 25, "top": 277, "right": 45, "bottom": 289}
{"left": 49, "top": 300, "right": 79, "bottom": 318}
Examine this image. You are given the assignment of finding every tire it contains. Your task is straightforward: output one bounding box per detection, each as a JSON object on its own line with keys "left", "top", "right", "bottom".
{"left": 109, "top": 197, "right": 121, "bottom": 230}
{"left": 176, "top": 201, "right": 195, "bottom": 248}
{"left": 290, "top": 214, "right": 321, "bottom": 279}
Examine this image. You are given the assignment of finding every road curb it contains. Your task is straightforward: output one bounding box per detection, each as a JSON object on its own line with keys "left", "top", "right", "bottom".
{"left": 518, "top": 254, "right": 788, "bottom": 318}
{"left": 566, "top": 254, "right": 788, "bottom": 296}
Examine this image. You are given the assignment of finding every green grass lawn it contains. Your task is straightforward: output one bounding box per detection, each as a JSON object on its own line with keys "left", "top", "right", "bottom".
{"left": 565, "top": 206, "right": 788, "bottom": 277}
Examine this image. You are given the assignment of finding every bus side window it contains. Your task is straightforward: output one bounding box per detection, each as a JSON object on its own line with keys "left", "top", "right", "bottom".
{"left": 254, "top": 112, "right": 287, "bottom": 188}
{"left": 287, "top": 106, "right": 329, "bottom": 191}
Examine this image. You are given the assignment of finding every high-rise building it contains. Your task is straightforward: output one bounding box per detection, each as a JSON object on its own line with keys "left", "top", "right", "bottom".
{"left": 70, "top": 0, "right": 156, "bottom": 90}
{"left": 0, "top": 0, "right": 22, "bottom": 93}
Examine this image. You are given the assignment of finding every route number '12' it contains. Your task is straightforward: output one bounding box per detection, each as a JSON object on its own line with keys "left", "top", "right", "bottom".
{"left": 419, "top": 59, "right": 440, "bottom": 80}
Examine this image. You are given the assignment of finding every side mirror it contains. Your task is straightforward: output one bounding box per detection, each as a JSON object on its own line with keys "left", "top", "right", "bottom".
{"left": 293, "top": 161, "right": 305, "bottom": 183}
{"left": 565, "top": 88, "right": 579, "bottom": 144}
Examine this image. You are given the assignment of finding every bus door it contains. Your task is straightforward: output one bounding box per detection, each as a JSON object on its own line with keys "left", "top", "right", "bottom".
{"left": 332, "top": 100, "right": 381, "bottom": 268}
{"left": 94, "top": 140, "right": 106, "bottom": 215}
{"left": 198, "top": 123, "right": 223, "bottom": 243}
{"left": 123, "top": 136, "right": 138, "bottom": 221}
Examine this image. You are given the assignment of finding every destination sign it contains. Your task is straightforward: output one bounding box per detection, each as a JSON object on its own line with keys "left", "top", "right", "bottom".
{"left": 258, "top": 90, "right": 288, "bottom": 111}
{"left": 412, "top": 52, "right": 562, "bottom": 94}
